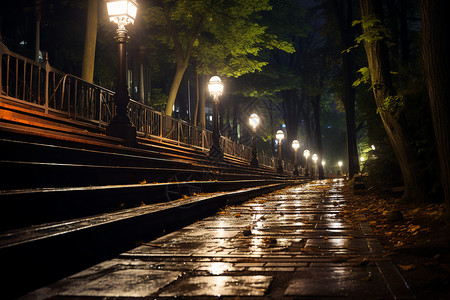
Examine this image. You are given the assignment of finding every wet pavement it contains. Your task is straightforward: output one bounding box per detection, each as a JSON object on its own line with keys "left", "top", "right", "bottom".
{"left": 22, "top": 179, "right": 414, "bottom": 299}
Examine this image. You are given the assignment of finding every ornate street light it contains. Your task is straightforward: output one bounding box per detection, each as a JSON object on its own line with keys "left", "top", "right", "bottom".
{"left": 303, "top": 149, "right": 310, "bottom": 177}
{"left": 276, "top": 130, "right": 284, "bottom": 174}
{"left": 208, "top": 76, "right": 224, "bottom": 158}
{"left": 338, "top": 161, "right": 343, "bottom": 175}
{"left": 249, "top": 113, "right": 260, "bottom": 167}
{"left": 106, "top": 0, "right": 138, "bottom": 145}
{"left": 312, "top": 154, "right": 318, "bottom": 179}
{"left": 292, "top": 140, "right": 300, "bottom": 176}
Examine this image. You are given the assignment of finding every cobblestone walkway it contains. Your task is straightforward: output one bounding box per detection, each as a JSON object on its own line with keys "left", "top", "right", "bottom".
{"left": 23, "top": 179, "right": 414, "bottom": 299}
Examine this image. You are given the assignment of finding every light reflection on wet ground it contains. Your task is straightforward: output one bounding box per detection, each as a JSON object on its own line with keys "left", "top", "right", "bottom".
{"left": 24, "top": 179, "right": 401, "bottom": 299}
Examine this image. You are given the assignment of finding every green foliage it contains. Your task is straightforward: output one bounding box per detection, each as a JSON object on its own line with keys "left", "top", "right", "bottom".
{"left": 150, "top": 88, "right": 169, "bottom": 112}
{"left": 143, "top": 0, "right": 294, "bottom": 78}
{"left": 382, "top": 94, "right": 404, "bottom": 114}
{"left": 352, "top": 67, "right": 371, "bottom": 88}
{"left": 342, "top": 14, "right": 392, "bottom": 54}
{"left": 352, "top": 14, "right": 391, "bottom": 45}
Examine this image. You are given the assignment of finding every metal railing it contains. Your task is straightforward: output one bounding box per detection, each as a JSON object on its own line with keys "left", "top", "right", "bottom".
{"left": 0, "top": 42, "right": 292, "bottom": 171}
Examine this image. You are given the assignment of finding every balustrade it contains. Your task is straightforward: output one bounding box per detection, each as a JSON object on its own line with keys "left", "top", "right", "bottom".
{"left": 1, "top": 42, "right": 283, "bottom": 170}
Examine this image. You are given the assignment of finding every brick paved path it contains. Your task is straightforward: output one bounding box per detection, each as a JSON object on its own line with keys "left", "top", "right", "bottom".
{"left": 23, "top": 179, "right": 414, "bottom": 299}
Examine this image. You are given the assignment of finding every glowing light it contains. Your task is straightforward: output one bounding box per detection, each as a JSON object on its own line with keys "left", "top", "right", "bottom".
{"left": 303, "top": 149, "right": 310, "bottom": 158}
{"left": 276, "top": 130, "right": 284, "bottom": 141}
{"left": 107, "top": 0, "right": 138, "bottom": 27}
{"left": 249, "top": 113, "right": 260, "bottom": 130}
{"left": 208, "top": 76, "right": 224, "bottom": 99}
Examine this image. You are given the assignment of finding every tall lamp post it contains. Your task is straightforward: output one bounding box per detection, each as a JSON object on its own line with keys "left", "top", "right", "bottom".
{"left": 312, "top": 154, "right": 318, "bottom": 179}
{"left": 106, "top": 0, "right": 138, "bottom": 145}
{"left": 303, "top": 149, "right": 310, "bottom": 177}
{"left": 338, "top": 161, "right": 343, "bottom": 176}
{"left": 292, "top": 140, "right": 300, "bottom": 176}
{"left": 208, "top": 76, "right": 224, "bottom": 158}
{"left": 276, "top": 130, "right": 284, "bottom": 174}
{"left": 249, "top": 113, "right": 260, "bottom": 167}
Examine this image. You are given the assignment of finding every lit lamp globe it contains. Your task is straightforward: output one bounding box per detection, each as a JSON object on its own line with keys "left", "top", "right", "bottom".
{"left": 303, "top": 149, "right": 310, "bottom": 159}
{"left": 292, "top": 140, "right": 300, "bottom": 151}
{"left": 208, "top": 76, "right": 224, "bottom": 101}
{"left": 276, "top": 130, "right": 285, "bottom": 141}
{"left": 249, "top": 113, "right": 260, "bottom": 131}
{"left": 107, "top": 0, "right": 138, "bottom": 27}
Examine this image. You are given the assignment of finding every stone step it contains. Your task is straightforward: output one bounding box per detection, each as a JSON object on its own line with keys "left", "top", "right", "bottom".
{"left": 0, "top": 183, "right": 289, "bottom": 300}
{"left": 0, "top": 179, "right": 286, "bottom": 231}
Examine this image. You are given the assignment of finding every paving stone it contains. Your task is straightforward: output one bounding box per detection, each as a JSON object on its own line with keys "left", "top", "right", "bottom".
{"left": 158, "top": 275, "right": 272, "bottom": 297}
{"left": 285, "top": 266, "right": 391, "bottom": 298}
{"left": 21, "top": 179, "right": 414, "bottom": 299}
{"left": 58, "top": 269, "right": 180, "bottom": 297}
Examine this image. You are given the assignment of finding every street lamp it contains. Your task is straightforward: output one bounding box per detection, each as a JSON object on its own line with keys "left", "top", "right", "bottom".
{"left": 276, "top": 130, "right": 284, "bottom": 174}
{"left": 208, "top": 76, "right": 224, "bottom": 158}
{"left": 292, "top": 140, "right": 300, "bottom": 176}
{"left": 338, "top": 161, "right": 343, "bottom": 175}
{"left": 106, "top": 0, "right": 138, "bottom": 145}
{"left": 249, "top": 113, "right": 260, "bottom": 167}
{"left": 312, "top": 154, "right": 318, "bottom": 179}
{"left": 303, "top": 149, "right": 310, "bottom": 177}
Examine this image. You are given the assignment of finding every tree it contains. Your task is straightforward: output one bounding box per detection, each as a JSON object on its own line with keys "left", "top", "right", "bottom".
{"left": 357, "top": 0, "right": 427, "bottom": 202}
{"left": 143, "top": 0, "right": 293, "bottom": 117}
{"left": 333, "top": 0, "right": 360, "bottom": 179}
{"left": 81, "top": 0, "right": 97, "bottom": 83}
{"left": 420, "top": 0, "right": 450, "bottom": 211}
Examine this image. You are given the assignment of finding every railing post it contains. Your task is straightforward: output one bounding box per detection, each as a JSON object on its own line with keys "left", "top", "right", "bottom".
{"left": 98, "top": 89, "right": 102, "bottom": 123}
{"left": 177, "top": 119, "right": 181, "bottom": 145}
{"left": 160, "top": 113, "right": 163, "bottom": 139}
{"left": 202, "top": 129, "right": 205, "bottom": 150}
{"left": 44, "top": 61, "right": 50, "bottom": 114}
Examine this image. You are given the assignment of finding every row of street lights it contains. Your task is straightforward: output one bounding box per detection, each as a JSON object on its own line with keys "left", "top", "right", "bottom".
{"left": 104, "top": 1, "right": 343, "bottom": 176}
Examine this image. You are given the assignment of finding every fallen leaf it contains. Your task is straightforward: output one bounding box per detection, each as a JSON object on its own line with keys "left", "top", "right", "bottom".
{"left": 398, "top": 264, "right": 415, "bottom": 271}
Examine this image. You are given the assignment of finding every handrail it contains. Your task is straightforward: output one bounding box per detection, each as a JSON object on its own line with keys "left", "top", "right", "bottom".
{"left": 0, "top": 42, "right": 292, "bottom": 171}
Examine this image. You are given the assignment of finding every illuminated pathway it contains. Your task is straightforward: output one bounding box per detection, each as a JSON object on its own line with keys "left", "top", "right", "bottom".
{"left": 23, "top": 179, "right": 414, "bottom": 299}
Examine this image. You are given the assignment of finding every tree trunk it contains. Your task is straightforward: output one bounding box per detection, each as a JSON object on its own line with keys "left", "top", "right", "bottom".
{"left": 81, "top": 0, "right": 97, "bottom": 83}
{"left": 359, "top": 0, "right": 425, "bottom": 202}
{"left": 312, "top": 95, "right": 325, "bottom": 179}
{"left": 164, "top": 63, "right": 188, "bottom": 115}
{"left": 199, "top": 74, "right": 206, "bottom": 128}
{"left": 194, "top": 72, "right": 199, "bottom": 125}
{"left": 334, "top": 0, "right": 359, "bottom": 179}
{"left": 421, "top": 0, "right": 450, "bottom": 211}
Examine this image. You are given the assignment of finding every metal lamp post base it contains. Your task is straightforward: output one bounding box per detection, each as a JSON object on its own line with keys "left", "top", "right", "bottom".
{"left": 250, "top": 157, "right": 259, "bottom": 167}
{"left": 277, "top": 159, "right": 283, "bottom": 174}
{"left": 107, "top": 121, "right": 137, "bottom": 146}
{"left": 209, "top": 144, "right": 224, "bottom": 159}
